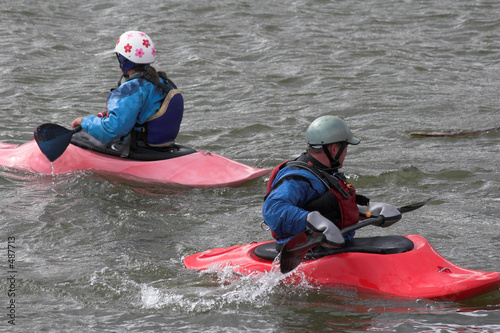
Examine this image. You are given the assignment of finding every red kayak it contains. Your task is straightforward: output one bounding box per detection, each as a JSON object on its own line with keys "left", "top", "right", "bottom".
{"left": 0, "top": 140, "right": 270, "bottom": 188}
{"left": 184, "top": 235, "right": 500, "bottom": 301}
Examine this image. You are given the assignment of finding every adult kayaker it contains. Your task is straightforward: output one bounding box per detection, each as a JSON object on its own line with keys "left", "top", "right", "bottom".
{"left": 263, "top": 115, "right": 398, "bottom": 251}
{"left": 71, "top": 30, "right": 183, "bottom": 156}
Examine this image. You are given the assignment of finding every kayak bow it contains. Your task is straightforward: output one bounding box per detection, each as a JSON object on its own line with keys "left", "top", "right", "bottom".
{"left": 184, "top": 235, "right": 500, "bottom": 301}
{"left": 0, "top": 140, "right": 270, "bottom": 188}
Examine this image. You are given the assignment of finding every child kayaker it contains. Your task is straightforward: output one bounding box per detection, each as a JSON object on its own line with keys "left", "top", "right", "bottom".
{"left": 71, "top": 30, "right": 183, "bottom": 156}
{"left": 263, "top": 115, "right": 398, "bottom": 251}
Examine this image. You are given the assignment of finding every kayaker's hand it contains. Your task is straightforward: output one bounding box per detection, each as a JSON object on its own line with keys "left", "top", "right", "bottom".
{"left": 368, "top": 202, "right": 402, "bottom": 227}
{"left": 355, "top": 194, "right": 370, "bottom": 206}
{"left": 72, "top": 117, "right": 83, "bottom": 128}
{"left": 358, "top": 204, "right": 370, "bottom": 218}
{"left": 306, "top": 211, "right": 345, "bottom": 248}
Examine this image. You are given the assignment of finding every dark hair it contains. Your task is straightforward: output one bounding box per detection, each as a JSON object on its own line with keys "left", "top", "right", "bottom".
{"left": 145, "top": 65, "right": 160, "bottom": 81}
{"left": 130, "top": 64, "right": 160, "bottom": 81}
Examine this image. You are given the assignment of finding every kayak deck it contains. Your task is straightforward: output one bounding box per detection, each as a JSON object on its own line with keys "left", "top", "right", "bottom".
{"left": 184, "top": 235, "right": 500, "bottom": 301}
{"left": 0, "top": 140, "right": 270, "bottom": 188}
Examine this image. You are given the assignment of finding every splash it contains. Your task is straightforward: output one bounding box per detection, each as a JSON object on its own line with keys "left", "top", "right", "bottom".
{"left": 139, "top": 263, "right": 314, "bottom": 313}
{"left": 140, "top": 282, "right": 219, "bottom": 312}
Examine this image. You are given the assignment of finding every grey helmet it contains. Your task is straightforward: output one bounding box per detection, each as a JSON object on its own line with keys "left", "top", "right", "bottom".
{"left": 306, "top": 115, "right": 360, "bottom": 147}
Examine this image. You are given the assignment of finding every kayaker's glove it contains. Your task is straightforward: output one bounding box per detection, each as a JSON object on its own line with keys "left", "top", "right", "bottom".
{"left": 355, "top": 194, "right": 370, "bottom": 206}
{"left": 361, "top": 202, "right": 402, "bottom": 228}
{"left": 306, "top": 211, "right": 345, "bottom": 248}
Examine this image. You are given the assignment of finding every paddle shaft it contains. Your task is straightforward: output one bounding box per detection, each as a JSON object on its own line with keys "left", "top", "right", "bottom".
{"left": 298, "top": 198, "right": 432, "bottom": 250}
{"left": 279, "top": 198, "right": 433, "bottom": 274}
{"left": 341, "top": 215, "right": 384, "bottom": 234}
{"left": 288, "top": 215, "right": 383, "bottom": 253}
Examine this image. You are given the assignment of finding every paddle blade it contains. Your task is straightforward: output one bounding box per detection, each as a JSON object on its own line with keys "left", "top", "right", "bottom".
{"left": 34, "top": 124, "right": 80, "bottom": 162}
{"left": 280, "top": 233, "right": 324, "bottom": 274}
{"left": 398, "top": 197, "right": 435, "bottom": 214}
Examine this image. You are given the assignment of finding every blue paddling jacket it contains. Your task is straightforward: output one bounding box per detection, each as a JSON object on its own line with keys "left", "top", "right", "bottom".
{"left": 81, "top": 72, "right": 183, "bottom": 146}
{"left": 263, "top": 154, "right": 362, "bottom": 245}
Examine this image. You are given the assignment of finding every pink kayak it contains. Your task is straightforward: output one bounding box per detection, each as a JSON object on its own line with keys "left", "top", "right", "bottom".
{"left": 184, "top": 235, "right": 500, "bottom": 301}
{"left": 0, "top": 140, "right": 270, "bottom": 188}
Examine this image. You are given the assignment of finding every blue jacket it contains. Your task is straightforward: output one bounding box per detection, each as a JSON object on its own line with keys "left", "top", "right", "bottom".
{"left": 81, "top": 77, "right": 167, "bottom": 144}
{"left": 262, "top": 166, "right": 328, "bottom": 245}
{"left": 263, "top": 159, "right": 357, "bottom": 245}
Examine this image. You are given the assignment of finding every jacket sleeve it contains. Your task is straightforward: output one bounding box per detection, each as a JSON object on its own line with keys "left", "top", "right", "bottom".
{"left": 262, "top": 172, "right": 322, "bottom": 242}
{"left": 81, "top": 81, "right": 145, "bottom": 143}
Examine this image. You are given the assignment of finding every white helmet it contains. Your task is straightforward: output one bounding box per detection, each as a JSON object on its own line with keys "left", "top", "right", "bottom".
{"left": 114, "top": 31, "right": 156, "bottom": 64}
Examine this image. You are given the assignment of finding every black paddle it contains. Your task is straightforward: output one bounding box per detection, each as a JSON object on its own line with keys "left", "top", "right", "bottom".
{"left": 279, "top": 198, "right": 433, "bottom": 274}
{"left": 34, "top": 123, "right": 81, "bottom": 162}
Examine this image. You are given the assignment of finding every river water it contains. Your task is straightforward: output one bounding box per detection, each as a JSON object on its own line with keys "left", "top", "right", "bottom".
{"left": 1, "top": 0, "right": 499, "bottom": 332}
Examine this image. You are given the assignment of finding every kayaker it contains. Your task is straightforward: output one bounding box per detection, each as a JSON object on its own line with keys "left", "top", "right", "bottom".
{"left": 263, "top": 115, "right": 398, "bottom": 251}
{"left": 71, "top": 30, "right": 183, "bottom": 156}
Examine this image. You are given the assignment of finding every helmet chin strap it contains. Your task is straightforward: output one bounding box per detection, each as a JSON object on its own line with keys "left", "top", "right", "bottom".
{"left": 116, "top": 53, "right": 147, "bottom": 75}
{"left": 322, "top": 142, "right": 347, "bottom": 170}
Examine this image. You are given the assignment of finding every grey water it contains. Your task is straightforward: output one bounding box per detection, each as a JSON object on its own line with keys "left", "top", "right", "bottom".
{"left": 0, "top": 0, "right": 499, "bottom": 332}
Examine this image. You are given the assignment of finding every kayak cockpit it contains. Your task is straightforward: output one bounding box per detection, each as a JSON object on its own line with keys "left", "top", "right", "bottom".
{"left": 254, "top": 235, "right": 415, "bottom": 261}
{"left": 70, "top": 131, "right": 196, "bottom": 161}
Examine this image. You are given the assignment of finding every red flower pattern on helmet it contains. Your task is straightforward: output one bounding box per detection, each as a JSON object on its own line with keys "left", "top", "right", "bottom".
{"left": 114, "top": 31, "right": 155, "bottom": 64}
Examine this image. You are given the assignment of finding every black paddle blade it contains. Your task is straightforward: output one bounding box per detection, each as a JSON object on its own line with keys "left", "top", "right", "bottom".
{"left": 398, "top": 197, "right": 435, "bottom": 214}
{"left": 34, "top": 124, "right": 80, "bottom": 162}
{"left": 280, "top": 233, "right": 324, "bottom": 274}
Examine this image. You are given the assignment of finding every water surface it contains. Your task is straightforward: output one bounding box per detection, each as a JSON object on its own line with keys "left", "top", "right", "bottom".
{"left": 0, "top": 0, "right": 499, "bottom": 332}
